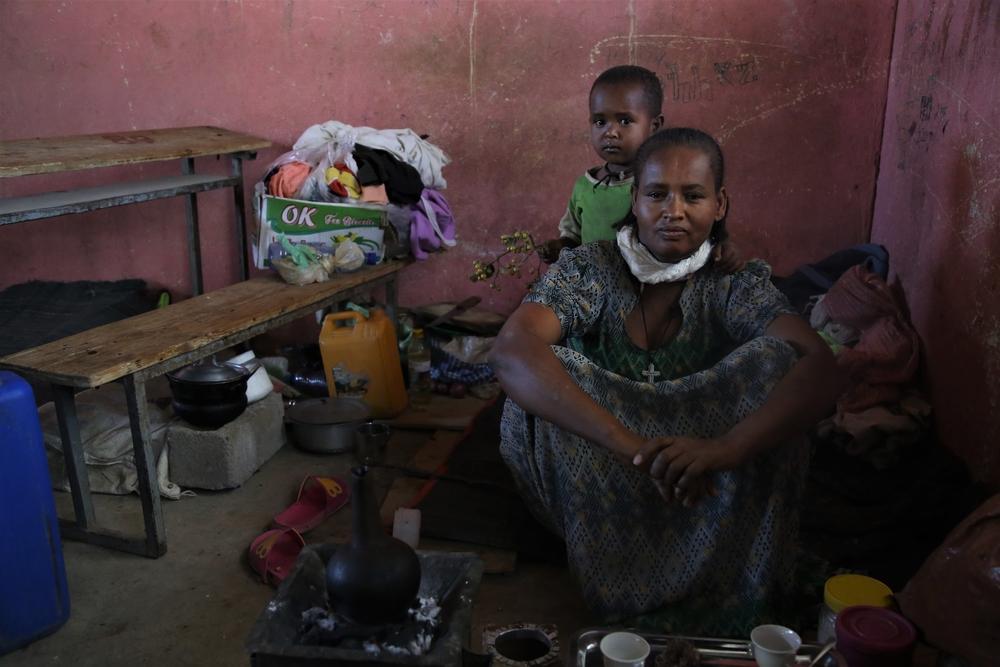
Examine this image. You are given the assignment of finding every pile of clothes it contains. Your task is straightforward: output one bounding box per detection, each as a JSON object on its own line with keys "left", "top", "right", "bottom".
{"left": 808, "top": 264, "right": 931, "bottom": 469}
{"left": 777, "top": 246, "right": 973, "bottom": 593}
{"left": 259, "top": 120, "right": 458, "bottom": 264}
{"left": 774, "top": 244, "right": 931, "bottom": 470}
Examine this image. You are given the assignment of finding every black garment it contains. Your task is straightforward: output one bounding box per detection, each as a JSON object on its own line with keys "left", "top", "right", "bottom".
{"left": 771, "top": 243, "right": 890, "bottom": 314}
{"left": 0, "top": 280, "right": 152, "bottom": 357}
{"left": 352, "top": 144, "right": 424, "bottom": 205}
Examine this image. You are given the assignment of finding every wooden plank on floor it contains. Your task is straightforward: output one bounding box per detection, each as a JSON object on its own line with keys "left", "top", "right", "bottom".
{"left": 412, "top": 430, "right": 466, "bottom": 470}
{"left": 380, "top": 478, "right": 426, "bottom": 526}
{"left": 390, "top": 394, "right": 488, "bottom": 431}
{"left": 419, "top": 537, "right": 516, "bottom": 575}
{"left": 379, "top": 429, "right": 518, "bottom": 574}
{"left": 379, "top": 430, "right": 465, "bottom": 526}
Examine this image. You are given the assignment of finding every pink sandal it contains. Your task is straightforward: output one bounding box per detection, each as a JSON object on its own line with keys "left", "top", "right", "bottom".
{"left": 272, "top": 475, "right": 350, "bottom": 533}
{"left": 248, "top": 527, "right": 305, "bottom": 585}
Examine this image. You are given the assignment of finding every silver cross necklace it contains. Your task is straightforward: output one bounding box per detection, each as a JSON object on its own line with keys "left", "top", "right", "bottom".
{"left": 638, "top": 284, "right": 682, "bottom": 384}
{"left": 638, "top": 285, "right": 661, "bottom": 383}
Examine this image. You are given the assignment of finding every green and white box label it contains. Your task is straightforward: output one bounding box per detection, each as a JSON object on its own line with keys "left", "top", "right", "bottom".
{"left": 255, "top": 195, "right": 387, "bottom": 268}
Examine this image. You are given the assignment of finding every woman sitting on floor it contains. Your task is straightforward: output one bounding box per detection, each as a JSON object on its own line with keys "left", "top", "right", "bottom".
{"left": 489, "top": 127, "right": 840, "bottom": 635}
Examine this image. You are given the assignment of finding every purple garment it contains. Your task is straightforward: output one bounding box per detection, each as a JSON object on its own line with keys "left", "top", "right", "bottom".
{"left": 409, "top": 190, "right": 457, "bottom": 260}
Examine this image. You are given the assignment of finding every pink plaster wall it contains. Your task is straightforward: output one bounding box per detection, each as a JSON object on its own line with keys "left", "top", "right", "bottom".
{"left": 0, "top": 0, "right": 895, "bottom": 313}
{"left": 871, "top": 0, "right": 1000, "bottom": 485}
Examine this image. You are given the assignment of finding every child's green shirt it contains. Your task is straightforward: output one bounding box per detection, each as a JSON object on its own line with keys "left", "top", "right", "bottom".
{"left": 557, "top": 170, "right": 633, "bottom": 244}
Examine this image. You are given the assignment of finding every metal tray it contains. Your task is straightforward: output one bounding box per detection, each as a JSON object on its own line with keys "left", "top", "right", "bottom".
{"left": 571, "top": 628, "right": 838, "bottom": 666}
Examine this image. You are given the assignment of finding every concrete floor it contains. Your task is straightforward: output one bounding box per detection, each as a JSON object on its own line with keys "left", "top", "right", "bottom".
{"left": 2, "top": 397, "right": 594, "bottom": 667}
{"left": 2, "top": 392, "right": 946, "bottom": 667}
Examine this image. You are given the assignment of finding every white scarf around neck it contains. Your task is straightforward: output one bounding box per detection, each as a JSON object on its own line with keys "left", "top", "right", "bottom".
{"left": 616, "top": 225, "right": 713, "bottom": 284}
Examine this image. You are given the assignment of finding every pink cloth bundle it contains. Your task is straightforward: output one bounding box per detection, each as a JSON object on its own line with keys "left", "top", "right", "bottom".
{"left": 821, "top": 265, "right": 920, "bottom": 412}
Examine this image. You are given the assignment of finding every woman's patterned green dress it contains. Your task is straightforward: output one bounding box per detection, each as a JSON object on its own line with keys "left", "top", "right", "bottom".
{"left": 500, "top": 241, "right": 808, "bottom": 636}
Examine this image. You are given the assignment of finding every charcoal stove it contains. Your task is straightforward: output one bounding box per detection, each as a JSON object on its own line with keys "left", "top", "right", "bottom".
{"left": 246, "top": 544, "right": 484, "bottom": 667}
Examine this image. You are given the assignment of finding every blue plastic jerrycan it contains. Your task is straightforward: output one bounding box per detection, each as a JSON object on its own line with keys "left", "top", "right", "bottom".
{"left": 0, "top": 371, "right": 70, "bottom": 654}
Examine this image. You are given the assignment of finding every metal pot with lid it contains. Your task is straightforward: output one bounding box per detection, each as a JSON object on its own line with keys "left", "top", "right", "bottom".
{"left": 166, "top": 357, "right": 261, "bottom": 429}
{"left": 285, "top": 396, "right": 372, "bottom": 454}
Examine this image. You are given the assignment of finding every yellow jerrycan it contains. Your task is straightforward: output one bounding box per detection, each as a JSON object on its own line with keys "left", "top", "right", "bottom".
{"left": 319, "top": 308, "right": 408, "bottom": 418}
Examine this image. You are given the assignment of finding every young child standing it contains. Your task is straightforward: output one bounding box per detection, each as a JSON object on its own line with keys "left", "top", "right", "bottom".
{"left": 538, "top": 65, "right": 664, "bottom": 262}
{"left": 539, "top": 65, "right": 740, "bottom": 268}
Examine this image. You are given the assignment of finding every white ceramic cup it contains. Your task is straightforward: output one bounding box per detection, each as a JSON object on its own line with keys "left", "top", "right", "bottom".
{"left": 750, "top": 624, "right": 802, "bottom": 667}
{"left": 230, "top": 350, "right": 272, "bottom": 403}
{"left": 599, "top": 631, "right": 650, "bottom": 667}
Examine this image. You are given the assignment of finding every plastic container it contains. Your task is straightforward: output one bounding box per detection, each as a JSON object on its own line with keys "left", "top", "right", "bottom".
{"left": 835, "top": 605, "right": 916, "bottom": 667}
{"left": 818, "top": 574, "right": 893, "bottom": 643}
{"left": 319, "top": 308, "right": 407, "bottom": 418}
{"left": 407, "top": 328, "right": 432, "bottom": 405}
{"left": 0, "top": 371, "right": 70, "bottom": 655}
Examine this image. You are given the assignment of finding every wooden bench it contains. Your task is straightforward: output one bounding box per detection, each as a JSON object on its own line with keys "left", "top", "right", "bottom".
{"left": 0, "top": 260, "right": 409, "bottom": 558}
{"left": 0, "top": 127, "right": 272, "bottom": 292}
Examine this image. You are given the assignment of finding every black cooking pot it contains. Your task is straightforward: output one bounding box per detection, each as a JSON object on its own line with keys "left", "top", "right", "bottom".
{"left": 166, "top": 358, "right": 258, "bottom": 429}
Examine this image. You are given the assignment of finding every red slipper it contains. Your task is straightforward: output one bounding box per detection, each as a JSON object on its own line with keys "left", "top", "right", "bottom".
{"left": 248, "top": 527, "right": 305, "bottom": 585}
{"left": 272, "top": 475, "right": 350, "bottom": 533}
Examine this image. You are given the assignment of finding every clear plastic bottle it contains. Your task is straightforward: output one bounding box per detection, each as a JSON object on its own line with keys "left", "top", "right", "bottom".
{"left": 407, "top": 328, "right": 432, "bottom": 405}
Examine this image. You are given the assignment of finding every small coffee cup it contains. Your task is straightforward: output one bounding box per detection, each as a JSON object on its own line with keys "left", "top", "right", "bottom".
{"left": 750, "top": 624, "right": 802, "bottom": 667}
{"left": 599, "top": 631, "right": 650, "bottom": 667}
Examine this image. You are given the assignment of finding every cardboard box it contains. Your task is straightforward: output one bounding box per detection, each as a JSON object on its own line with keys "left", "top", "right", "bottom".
{"left": 254, "top": 194, "right": 388, "bottom": 269}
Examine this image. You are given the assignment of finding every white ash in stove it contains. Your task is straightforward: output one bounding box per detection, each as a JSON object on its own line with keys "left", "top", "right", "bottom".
{"left": 413, "top": 596, "right": 442, "bottom": 626}
{"left": 298, "top": 595, "right": 442, "bottom": 656}
{"left": 301, "top": 606, "right": 337, "bottom": 631}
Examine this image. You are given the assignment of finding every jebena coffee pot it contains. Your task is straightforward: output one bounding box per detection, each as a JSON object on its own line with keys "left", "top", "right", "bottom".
{"left": 325, "top": 465, "right": 421, "bottom": 624}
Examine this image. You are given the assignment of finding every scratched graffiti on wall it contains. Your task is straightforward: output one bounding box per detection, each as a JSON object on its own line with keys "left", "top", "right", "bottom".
{"left": 664, "top": 64, "right": 714, "bottom": 103}
{"left": 654, "top": 53, "right": 762, "bottom": 104}
{"left": 587, "top": 33, "right": 891, "bottom": 147}
{"left": 895, "top": 79, "right": 999, "bottom": 248}
{"left": 714, "top": 58, "right": 761, "bottom": 86}
{"left": 594, "top": 41, "right": 762, "bottom": 104}
{"left": 585, "top": 32, "right": 892, "bottom": 148}
{"left": 902, "top": 94, "right": 950, "bottom": 151}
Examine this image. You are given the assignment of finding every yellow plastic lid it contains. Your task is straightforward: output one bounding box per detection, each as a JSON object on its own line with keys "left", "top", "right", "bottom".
{"left": 824, "top": 574, "right": 893, "bottom": 613}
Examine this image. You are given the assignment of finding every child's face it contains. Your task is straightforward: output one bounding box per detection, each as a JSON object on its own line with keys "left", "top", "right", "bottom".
{"left": 632, "top": 145, "right": 727, "bottom": 262}
{"left": 589, "top": 82, "right": 663, "bottom": 168}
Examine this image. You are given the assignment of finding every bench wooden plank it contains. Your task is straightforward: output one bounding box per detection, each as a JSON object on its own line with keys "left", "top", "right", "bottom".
{"left": 0, "top": 173, "right": 240, "bottom": 224}
{"left": 0, "top": 127, "right": 272, "bottom": 177}
{"left": 0, "top": 260, "right": 408, "bottom": 388}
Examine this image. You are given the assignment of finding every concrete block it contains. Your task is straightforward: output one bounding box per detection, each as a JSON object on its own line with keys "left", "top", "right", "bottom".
{"left": 167, "top": 392, "right": 286, "bottom": 490}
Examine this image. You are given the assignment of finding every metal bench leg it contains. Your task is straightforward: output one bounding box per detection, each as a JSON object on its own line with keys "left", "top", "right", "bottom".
{"left": 53, "top": 384, "right": 95, "bottom": 529}
{"left": 53, "top": 382, "right": 166, "bottom": 557}
{"left": 122, "top": 375, "right": 168, "bottom": 557}
{"left": 231, "top": 154, "right": 249, "bottom": 281}
{"left": 183, "top": 157, "right": 205, "bottom": 296}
